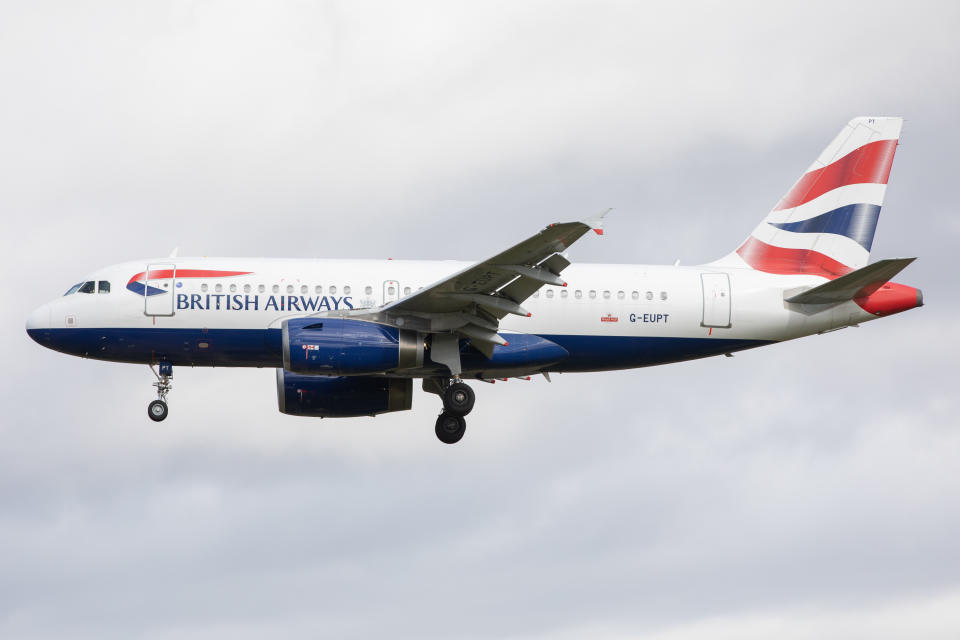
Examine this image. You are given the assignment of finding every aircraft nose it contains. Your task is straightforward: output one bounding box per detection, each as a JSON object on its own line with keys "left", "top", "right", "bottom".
{"left": 26, "top": 303, "right": 51, "bottom": 342}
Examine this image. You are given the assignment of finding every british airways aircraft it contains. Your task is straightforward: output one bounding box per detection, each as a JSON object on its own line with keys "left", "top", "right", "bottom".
{"left": 26, "top": 117, "right": 921, "bottom": 443}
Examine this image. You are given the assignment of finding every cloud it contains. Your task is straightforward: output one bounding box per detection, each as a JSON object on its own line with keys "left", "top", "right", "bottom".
{"left": 1, "top": 1, "right": 959, "bottom": 638}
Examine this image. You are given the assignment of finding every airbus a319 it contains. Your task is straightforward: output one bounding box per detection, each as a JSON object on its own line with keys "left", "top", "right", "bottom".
{"left": 26, "top": 117, "right": 922, "bottom": 443}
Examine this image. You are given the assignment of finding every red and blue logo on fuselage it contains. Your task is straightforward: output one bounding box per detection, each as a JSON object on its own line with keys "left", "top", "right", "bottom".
{"left": 126, "top": 269, "right": 252, "bottom": 296}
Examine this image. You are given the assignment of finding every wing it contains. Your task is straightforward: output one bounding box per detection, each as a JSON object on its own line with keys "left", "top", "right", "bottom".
{"left": 330, "top": 210, "right": 609, "bottom": 360}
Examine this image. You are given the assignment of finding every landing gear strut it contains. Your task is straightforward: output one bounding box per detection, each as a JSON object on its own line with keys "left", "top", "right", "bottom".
{"left": 148, "top": 362, "right": 173, "bottom": 422}
{"left": 426, "top": 378, "right": 475, "bottom": 444}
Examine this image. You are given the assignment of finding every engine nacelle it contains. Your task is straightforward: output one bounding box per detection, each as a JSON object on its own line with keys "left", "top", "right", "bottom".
{"left": 276, "top": 369, "right": 413, "bottom": 418}
{"left": 282, "top": 317, "right": 423, "bottom": 375}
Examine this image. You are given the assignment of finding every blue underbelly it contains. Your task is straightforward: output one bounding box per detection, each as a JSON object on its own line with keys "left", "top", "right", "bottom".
{"left": 26, "top": 327, "right": 772, "bottom": 372}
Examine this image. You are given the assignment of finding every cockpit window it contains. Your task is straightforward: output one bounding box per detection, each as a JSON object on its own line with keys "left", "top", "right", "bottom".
{"left": 64, "top": 283, "right": 83, "bottom": 296}
{"left": 78, "top": 281, "right": 96, "bottom": 294}
{"left": 98, "top": 281, "right": 110, "bottom": 294}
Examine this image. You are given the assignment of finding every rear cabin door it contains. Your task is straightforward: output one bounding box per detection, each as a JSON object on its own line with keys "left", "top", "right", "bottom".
{"left": 700, "top": 273, "right": 731, "bottom": 328}
{"left": 383, "top": 280, "right": 400, "bottom": 304}
{"left": 144, "top": 263, "right": 176, "bottom": 316}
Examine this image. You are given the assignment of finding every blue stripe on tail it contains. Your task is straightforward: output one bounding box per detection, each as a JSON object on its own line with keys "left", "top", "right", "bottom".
{"left": 768, "top": 203, "right": 881, "bottom": 251}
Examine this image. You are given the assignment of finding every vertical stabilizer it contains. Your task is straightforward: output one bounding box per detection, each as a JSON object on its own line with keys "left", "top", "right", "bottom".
{"left": 723, "top": 117, "right": 902, "bottom": 277}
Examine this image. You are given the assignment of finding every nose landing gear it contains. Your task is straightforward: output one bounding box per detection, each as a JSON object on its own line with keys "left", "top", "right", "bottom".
{"left": 148, "top": 362, "right": 173, "bottom": 422}
{"left": 428, "top": 379, "right": 476, "bottom": 444}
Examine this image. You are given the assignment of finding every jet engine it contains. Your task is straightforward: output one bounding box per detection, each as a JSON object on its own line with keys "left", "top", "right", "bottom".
{"left": 276, "top": 369, "right": 413, "bottom": 417}
{"left": 282, "top": 317, "right": 423, "bottom": 375}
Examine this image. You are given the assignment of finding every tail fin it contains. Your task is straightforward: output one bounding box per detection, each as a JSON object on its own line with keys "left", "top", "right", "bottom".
{"left": 726, "top": 117, "right": 903, "bottom": 277}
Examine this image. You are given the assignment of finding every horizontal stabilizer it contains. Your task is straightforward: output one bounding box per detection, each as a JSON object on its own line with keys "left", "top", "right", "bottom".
{"left": 784, "top": 257, "right": 916, "bottom": 304}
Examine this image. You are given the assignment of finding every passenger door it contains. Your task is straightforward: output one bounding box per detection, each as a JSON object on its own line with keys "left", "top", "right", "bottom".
{"left": 144, "top": 263, "right": 176, "bottom": 316}
{"left": 700, "top": 273, "right": 731, "bottom": 328}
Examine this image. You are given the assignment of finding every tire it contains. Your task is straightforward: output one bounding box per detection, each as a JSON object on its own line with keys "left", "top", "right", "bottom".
{"left": 443, "top": 382, "right": 475, "bottom": 417}
{"left": 148, "top": 399, "right": 168, "bottom": 422}
{"left": 435, "top": 412, "right": 466, "bottom": 444}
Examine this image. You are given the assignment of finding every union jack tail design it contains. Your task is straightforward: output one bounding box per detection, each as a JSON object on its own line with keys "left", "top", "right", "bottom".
{"left": 728, "top": 117, "right": 902, "bottom": 278}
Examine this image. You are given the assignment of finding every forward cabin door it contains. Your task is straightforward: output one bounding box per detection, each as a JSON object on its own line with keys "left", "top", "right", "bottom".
{"left": 700, "top": 273, "right": 731, "bottom": 328}
{"left": 144, "top": 263, "right": 176, "bottom": 316}
{"left": 383, "top": 280, "right": 400, "bottom": 304}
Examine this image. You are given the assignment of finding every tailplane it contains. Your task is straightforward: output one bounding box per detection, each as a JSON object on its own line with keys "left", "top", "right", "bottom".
{"left": 722, "top": 117, "right": 903, "bottom": 277}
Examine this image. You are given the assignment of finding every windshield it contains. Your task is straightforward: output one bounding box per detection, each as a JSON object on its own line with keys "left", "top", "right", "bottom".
{"left": 64, "top": 282, "right": 83, "bottom": 296}
{"left": 78, "top": 281, "right": 96, "bottom": 294}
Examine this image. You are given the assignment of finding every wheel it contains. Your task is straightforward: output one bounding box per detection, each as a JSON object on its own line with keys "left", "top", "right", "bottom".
{"left": 435, "top": 412, "right": 466, "bottom": 444}
{"left": 443, "top": 382, "right": 475, "bottom": 417}
{"left": 148, "top": 399, "right": 168, "bottom": 422}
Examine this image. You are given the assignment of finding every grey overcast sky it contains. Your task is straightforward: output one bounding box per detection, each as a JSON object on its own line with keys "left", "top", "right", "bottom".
{"left": 2, "top": 1, "right": 959, "bottom": 638}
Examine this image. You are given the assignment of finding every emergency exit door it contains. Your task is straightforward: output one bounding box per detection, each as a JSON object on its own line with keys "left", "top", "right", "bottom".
{"left": 383, "top": 280, "right": 400, "bottom": 304}
{"left": 700, "top": 273, "right": 731, "bottom": 328}
{"left": 144, "top": 263, "right": 176, "bottom": 316}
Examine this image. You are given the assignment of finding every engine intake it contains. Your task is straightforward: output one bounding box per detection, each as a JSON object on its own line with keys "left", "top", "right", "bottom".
{"left": 276, "top": 369, "right": 413, "bottom": 418}
{"left": 282, "top": 317, "right": 423, "bottom": 375}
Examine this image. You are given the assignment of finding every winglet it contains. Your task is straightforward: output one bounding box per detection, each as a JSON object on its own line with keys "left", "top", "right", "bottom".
{"left": 583, "top": 208, "right": 612, "bottom": 235}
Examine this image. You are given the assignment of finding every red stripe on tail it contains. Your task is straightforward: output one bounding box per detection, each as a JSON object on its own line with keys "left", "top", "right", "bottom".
{"left": 775, "top": 139, "right": 897, "bottom": 211}
{"left": 736, "top": 237, "right": 853, "bottom": 278}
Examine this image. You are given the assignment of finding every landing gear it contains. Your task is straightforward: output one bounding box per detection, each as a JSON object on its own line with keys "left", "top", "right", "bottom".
{"left": 148, "top": 399, "right": 168, "bottom": 421}
{"left": 443, "top": 381, "right": 475, "bottom": 417}
{"left": 148, "top": 362, "right": 173, "bottom": 422}
{"left": 435, "top": 411, "right": 466, "bottom": 444}
{"left": 426, "top": 378, "right": 475, "bottom": 443}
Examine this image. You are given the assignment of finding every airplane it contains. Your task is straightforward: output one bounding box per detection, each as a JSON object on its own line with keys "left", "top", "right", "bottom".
{"left": 26, "top": 117, "right": 922, "bottom": 444}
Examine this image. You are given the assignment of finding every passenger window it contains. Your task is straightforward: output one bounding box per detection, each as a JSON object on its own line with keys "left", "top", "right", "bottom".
{"left": 329, "top": 285, "right": 337, "bottom": 294}
{"left": 560, "top": 290, "right": 568, "bottom": 298}
{"left": 64, "top": 283, "right": 83, "bottom": 296}
{"left": 286, "top": 285, "right": 294, "bottom": 294}
{"left": 603, "top": 290, "right": 611, "bottom": 299}
{"left": 365, "top": 286, "right": 373, "bottom": 295}
{"left": 387, "top": 286, "right": 395, "bottom": 296}
{"left": 272, "top": 284, "right": 279, "bottom": 293}
{"left": 215, "top": 283, "right": 223, "bottom": 293}
{"left": 631, "top": 291, "right": 639, "bottom": 300}
{"left": 230, "top": 284, "right": 237, "bottom": 293}
{"left": 315, "top": 285, "right": 323, "bottom": 294}
{"left": 646, "top": 291, "right": 653, "bottom": 300}
{"left": 258, "top": 284, "right": 265, "bottom": 293}
{"left": 546, "top": 289, "right": 554, "bottom": 299}
{"left": 78, "top": 281, "right": 95, "bottom": 294}
{"left": 589, "top": 290, "right": 597, "bottom": 299}
{"left": 403, "top": 286, "right": 411, "bottom": 295}
{"left": 243, "top": 284, "right": 251, "bottom": 293}
{"left": 344, "top": 285, "right": 352, "bottom": 295}
{"left": 201, "top": 283, "right": 209, "bottom": 293}
{"left": 300, "top": 285, "right": 308, "bottom": 294}
{"left": 617, "top": 290, "right": 624, "bottom": 299}
{"left": 660, "top": 291, "right": 668, "bottom": 301}
{"left": 98, "top": 281, "right": 110, "bottom": 293}
{"left": 575, "top": 290, "right": 582, "bottom": 299}
{"left": 533, "top": 291, "right": 540, "bottom": 298}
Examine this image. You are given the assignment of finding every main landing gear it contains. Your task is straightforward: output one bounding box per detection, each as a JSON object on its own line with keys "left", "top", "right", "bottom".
{"left": 432, "top": 380, "right": 476, "bottom": 444}
{"left": 148, "top": 362, "right": 173, "bottom": 422}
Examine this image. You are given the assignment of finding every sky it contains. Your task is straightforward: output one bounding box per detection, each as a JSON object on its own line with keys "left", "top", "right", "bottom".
{"left": 2, "top": 1, "right": 959, "bottom": 638}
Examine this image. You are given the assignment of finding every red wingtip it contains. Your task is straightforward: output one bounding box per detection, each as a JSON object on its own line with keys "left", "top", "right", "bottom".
{"left": 562, "top": 282, "right": 568, "bottom": 287}
{"left": 503, "top": 341, "right": 509, "bottom": 347}
{"left": 526, "top": 313, "right": 532, "bottom": 317}
{"left": 593, "top": 228, "right": 603, "bottom": 235}
{"left": 502, "top": 378, "right": 508, "bottom": 382}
